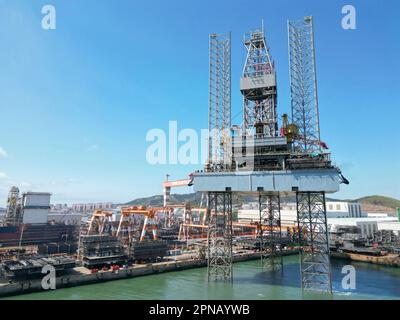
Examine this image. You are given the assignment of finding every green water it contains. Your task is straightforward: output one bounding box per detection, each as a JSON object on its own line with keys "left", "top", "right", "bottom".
{"left": 3, "top": 255, "right": 400, "bottom": 300}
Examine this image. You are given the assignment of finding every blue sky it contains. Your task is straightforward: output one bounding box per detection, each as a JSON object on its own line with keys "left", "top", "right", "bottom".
{"left": 0, "top": 0, "right": 399, "bottom": 204}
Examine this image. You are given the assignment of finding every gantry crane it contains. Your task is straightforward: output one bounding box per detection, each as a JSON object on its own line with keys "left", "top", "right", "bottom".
{"left": 116, "top": 206, "right": 162, "bottom": 242}
{"left": 87, "top": 210, "right": 113, "bottom": 235}
{"left": 162, "top": 175, "right": 194, "bottom": 207}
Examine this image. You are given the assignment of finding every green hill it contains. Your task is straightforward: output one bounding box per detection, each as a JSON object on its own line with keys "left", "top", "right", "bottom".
{"left": 125, "top": 193, "right": 201, "bottom": 207}
{"left": 354, "top": 195, "right": 400, "bottom": 210}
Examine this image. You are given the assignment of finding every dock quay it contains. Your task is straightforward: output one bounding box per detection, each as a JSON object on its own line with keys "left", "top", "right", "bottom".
{"left": 331, "top": 251, "right": 400, "bottom": 267}
{"left": 0, "top": 250, "right": 298, "bottom": 298}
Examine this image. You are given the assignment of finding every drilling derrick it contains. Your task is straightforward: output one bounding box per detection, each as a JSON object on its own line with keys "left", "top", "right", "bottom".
{"left": 239, "top": 25, "right": 283, "bottom": 270}
{"left": 241, "top": 25, "right": 277, "bottom": 137}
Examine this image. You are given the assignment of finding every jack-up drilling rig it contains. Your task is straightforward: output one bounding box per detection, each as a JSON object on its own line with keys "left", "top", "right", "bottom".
{"left": 192, "top": 16, "right": 348, "bottom": 293}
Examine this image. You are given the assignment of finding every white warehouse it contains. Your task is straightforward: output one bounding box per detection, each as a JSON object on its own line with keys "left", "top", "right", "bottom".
{"left": 238, "top": 201, "right": 366, "bottom": 224}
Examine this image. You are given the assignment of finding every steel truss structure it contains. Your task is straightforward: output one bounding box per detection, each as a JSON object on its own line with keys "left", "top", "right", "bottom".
{"left": 242, "top": 26, "right": 277, "bottom": 137}
{"left": 208, "top": 33, "right": 231, "bottom": 170}
{"left": 288, "top": 16, "right": 321, "bottom": 153}
{"left": 259, "top": 192, "right": 282, "bottom": 270}
{"left": 5, "top": 186, "right": 22, "bottom": 227}
{"left": 180, "top": 203, "right": 192, "bottom": 243}
{"left": 207, "top": 190, "right": 233, "bottom": 282}
{"left": 296, "top": 191, "right": 332, "bottom": 293}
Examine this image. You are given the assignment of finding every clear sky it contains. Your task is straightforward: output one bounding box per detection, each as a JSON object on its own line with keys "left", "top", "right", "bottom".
{"left": 0, "top": 0, "right": 399, "bottom": 205}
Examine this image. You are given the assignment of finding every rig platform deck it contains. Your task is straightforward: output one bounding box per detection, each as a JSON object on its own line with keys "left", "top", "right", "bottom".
{"left": 192, "top": 168, "right": 341, "bottom": 193}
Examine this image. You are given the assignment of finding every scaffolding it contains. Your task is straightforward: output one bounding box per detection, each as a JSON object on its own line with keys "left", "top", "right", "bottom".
{"left": 207, "top": 190, "right": 233, "bottom": 282}
{"left": 296, "top": 192, "right": 332, "bottom": 293}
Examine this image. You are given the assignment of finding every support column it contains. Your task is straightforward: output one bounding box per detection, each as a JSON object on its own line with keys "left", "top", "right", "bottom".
{"left": 163, "top": 186, "right": 171, "bottom": 207}
{"left": 296, "top": 191, "right": 332, "bottom": 293}
{"left": 183, "top": 203, "right": 192, "bottom": 244}
{"left": 259, "top": 191, "right": 282, "bottom": 270}
{"left": 207, "top": 189, "right": 233, "bottom": 282}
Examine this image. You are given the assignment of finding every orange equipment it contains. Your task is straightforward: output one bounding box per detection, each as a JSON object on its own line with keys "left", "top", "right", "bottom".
{"left": 87, "top": 210, "right": 113, "bottom": 235}
{"left": 116, "top": 206, "right": 161, "bottom": 241}
{"left": 162, "top": 174, "right": 193, "bottom": 207}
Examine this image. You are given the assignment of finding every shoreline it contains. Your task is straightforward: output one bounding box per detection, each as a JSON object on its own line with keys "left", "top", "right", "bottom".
{"left": 0, "top": 250, "right": 297, "bottom": 299}
{"left": 2, "top": 249, "right": 399, "bottom": 299}
{"left": 331, "top": 251, "right": 400, "bottom": 267}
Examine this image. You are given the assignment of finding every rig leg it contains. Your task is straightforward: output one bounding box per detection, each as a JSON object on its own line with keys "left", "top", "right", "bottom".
{"left": 296, "top": 191, "right": 332, "bottom": 293}
{"left": 207, "top": 190, "right": 233, "bottom": 282}
{"left": 259, "top": 192, "right": 283, "bottom": 270}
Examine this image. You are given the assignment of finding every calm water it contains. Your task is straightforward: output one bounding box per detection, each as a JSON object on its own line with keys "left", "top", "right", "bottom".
{"left": 3, "top": 255, "right": 400, "bottom": 300}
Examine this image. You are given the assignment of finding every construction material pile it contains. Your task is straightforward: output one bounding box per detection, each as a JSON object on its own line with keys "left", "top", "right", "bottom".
{"left": 129, "top": 240, "right": 167, "bottom": 262}
{"left": 79, "top": 235, "right": 127, "bottom": 268}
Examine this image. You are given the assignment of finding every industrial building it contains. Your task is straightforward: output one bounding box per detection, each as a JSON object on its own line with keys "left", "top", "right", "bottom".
{"left": 238, "top": 201, "right": 365, "bottom": 222}
{"left": 328, "top": 217, "right": 400, "bottom": 237}
{"left": 0, "top": 187, "right": 80, "bottom": 247}
{"left": 47, "top": 212, "right": 82, "bottom": 225}
{"left": 72, "top": 202, "right": 114, "bottom": 213}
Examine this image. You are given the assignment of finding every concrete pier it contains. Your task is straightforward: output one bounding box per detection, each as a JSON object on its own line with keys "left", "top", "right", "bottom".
{"left": 0, "top": 250, "right": 299, "bottom": 298}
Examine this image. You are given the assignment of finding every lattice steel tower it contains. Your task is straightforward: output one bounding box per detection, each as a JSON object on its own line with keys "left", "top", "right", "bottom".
{"left": 288, "top": 16, "right": 332, "bottom": 293}
{"left": 208, "top": 33, "right": 231, "bottom": 171}
{"left": 296, "top": 192, "right": 331, "bottom": 292}
{"left": 241, "top": 24, "right": 277, "bottom": 137}
{"left": 207, "top": 32, "right": 233, "bottom": 282}
{"left": 5, "top": 186, "right": 22, "bottom": 226}
{"left": 288, "top": 16, "right": 321, "bottom": 153}
{"left": 258, "top": 191, "right": 283, "bottom": 270}
{"left": 207, "top": 190, "right": 233, "bottom": 282}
